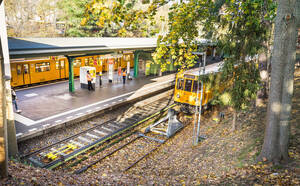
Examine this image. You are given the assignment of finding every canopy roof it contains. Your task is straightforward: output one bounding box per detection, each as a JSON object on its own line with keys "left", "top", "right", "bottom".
{"left": 8, "top": 37, "right": 216, "bottom": 59}
{"left": 8, "top": 37, "right": 158, "bottom": 58}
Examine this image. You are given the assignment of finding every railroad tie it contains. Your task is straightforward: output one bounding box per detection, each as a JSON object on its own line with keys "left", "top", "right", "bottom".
{"left": 93, "top": 129, "right": 107, "bottom": 136}
{"left": 111, "top": 121, "right": 126, "bottom": 127}
{"left": 101, "top": 126, "right": 113, "bottom": 132}
{"left": 69, "top": 140, "right": 84, "bottom": 147}
{"left": 77, "top": 136, "right": 92, "bottom": 144}
{"left": 107, "top": 123, "right": 120, "bottom": 129}
{"left": 86, "top": 133, "right": 100, "bottom": 139}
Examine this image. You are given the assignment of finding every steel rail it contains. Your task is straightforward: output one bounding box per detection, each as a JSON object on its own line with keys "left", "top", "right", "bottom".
{"left": 46, "top": 104, "right": 175, "bottom": 170}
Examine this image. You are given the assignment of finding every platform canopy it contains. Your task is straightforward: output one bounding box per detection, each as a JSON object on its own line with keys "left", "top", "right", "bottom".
{"left": 8, "top": 37, "right": 158, "bottom": 59}
{"left": 8, "top": 37, "right": 217, "bottom": 59}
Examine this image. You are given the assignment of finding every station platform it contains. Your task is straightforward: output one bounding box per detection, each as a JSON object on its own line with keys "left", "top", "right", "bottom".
{"left": 14, "top": 71, "right": 176, "bottom": 141}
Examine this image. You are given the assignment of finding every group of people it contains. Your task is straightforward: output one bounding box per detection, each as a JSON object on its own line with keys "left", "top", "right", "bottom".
{"left": 86, "top": 67, "right": 128, "bottom": 91}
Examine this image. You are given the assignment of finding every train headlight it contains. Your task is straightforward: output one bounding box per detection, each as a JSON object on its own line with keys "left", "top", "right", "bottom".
{"left": 176, "top": 94, "right": 180, "bottom": 98}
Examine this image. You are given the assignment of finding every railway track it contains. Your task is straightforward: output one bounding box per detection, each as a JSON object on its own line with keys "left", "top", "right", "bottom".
{"left": 73, "top": 132, "right": 168, "bottom": 174}
{"left": 23, "top": 97, "right": 175, "bottom": 170}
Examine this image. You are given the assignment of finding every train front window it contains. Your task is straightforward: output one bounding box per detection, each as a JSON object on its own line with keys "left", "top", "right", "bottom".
{"left": 192, "top": 80, "right": 201, "bottom": 92}
{"left": 177, "top": 78, "right": 184, "bottom": 90}
{"left": 35, "top": 62, "right": 50, "bottom": 72}
{"left": 184, "top": 79, "right": 193, "bottom": 92}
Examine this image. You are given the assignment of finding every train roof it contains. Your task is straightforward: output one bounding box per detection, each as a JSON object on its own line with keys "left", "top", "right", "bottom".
{"left": 183, "top": 61, "right": 223, "bottom": 76}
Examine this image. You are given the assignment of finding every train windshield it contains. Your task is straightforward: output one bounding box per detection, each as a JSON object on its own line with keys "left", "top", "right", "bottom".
{"left": 184, "top": 79, "right": 193, "bottom": 92}
{"left": 192, "top": 80, "right": 201, "bottom": 92}
{"left": 177, "top": 78, "right": 184, "bottom": 90}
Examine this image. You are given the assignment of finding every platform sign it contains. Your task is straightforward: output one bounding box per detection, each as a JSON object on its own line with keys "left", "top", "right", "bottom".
{"left": 108, "top": 58, "right": 114, "bottom": 83}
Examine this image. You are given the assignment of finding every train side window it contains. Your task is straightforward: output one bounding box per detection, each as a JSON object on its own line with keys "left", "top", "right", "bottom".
{"left": 177, "top": 78, "right": 184, "bottom": 90}
{"left": 35, "top": 62, "right": 50, "bottom": 72}
{"left": 17, "top": 65, "right": 22, "bottom": 75}
{"left": 74, "top": 59, "right": 81, "bottom": 68}
{"left": 192, "top": 80, "right": 201, "bottom": 92}
{"left": 97, "top": 57, "right": 100, "bottom": 66}
{"left": 85, "top": 58, "right": 89, "bottom": 66}
{"left": 184, "top": 79, "right": 193, "bottom": 92}
{"left": 23, "top": 64, "right": 29, "bottom": 74}
{"left": 55, "top": 61, "right": 60, "bottom": 69}
{"left": 89, "top": 57, "right": 94, "bottom": 66}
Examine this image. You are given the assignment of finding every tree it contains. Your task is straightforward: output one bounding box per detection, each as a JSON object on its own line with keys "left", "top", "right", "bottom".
{"left": 57, "top": 0, "right": 102, "bottom": 37}
{"left": 4, "top": 0, "right": 36, "bottom": 37}
{"left": 82, "top": 0, "right": 168, "bottom": 37}
{"left": 258, "top": 0, "right": 299, "bottom": 163}
{"left": 5, "top": 0, "right": 60, "bottom": 37}
{"left": 151, "top": 0, "right": 274, "bottom": 130}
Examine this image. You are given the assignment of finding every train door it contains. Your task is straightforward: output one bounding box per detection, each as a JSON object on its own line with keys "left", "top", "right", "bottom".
{"left": 14, "top": 63, "right": 31, "bottom": 86}
{"left": 95, "top": 56, "right": 101, "bottom": 73}
{"left": 23, "top": 64, "right": 30, "bottom": 84}
{"left": 55, "top": 60, "right": 61, "bottom": 79}
{"left": 60, "top": 59, "right": 66, "bottom": 79}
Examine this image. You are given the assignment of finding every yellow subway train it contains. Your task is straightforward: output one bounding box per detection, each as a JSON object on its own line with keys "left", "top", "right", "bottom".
{"left": 10, "top": 53, "right": 134, "bottom": 87}
{"left": 173, "top": 61, "right": 224, "bottom": 113}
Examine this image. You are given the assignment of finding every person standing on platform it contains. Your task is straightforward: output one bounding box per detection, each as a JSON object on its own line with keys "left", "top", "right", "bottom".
{"left": 118, "top": 66, "right": 122, "bottom": 82}
{"left": 122, "top": 69, "right": 127, "bottom": 84}
{"left": 99, "top": 71, "right": 102, "bottom": 87}
{"left": 87, "top": 70, "right": 94, "bottom": 91}
{"left": 11, "top": 88, "right": 21, "bottom": 113}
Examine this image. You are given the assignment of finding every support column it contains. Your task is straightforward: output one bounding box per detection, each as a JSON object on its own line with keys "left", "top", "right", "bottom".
{"left": 0, "top": 2, "right": 17, "bottom": 158}
{"left": 6, "top": 83, "right": 18, "bottom": 157}
{"left": 134, "top": 51, "right": 141, "bottom": 78}
{"left": 67, "top": 56, "right": 75, "bottom": 92}
{"left": 0, "top": 41, "right": 8, "bottom": 178}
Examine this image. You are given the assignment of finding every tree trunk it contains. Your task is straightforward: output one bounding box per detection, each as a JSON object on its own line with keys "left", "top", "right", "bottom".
{"left": 0, "top": 1, "right": 8, "bottom": 178}
{"left": 279, "top": 0, "right": 300, "bottom": 162}
{"left": 259, "top": 0, "right": 297, "bottom": 163}
{"left": 231, "top": 108, "right": 237, "bottom": 131}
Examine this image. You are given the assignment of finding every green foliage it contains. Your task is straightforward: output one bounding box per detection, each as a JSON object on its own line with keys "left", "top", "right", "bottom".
{"left": 153, "top": 0, "right": 214, "bottom": 71}
{"left": 221, "top": 61, "right": 261, "bottom": 110}
{"left": 214, "top": 0, "right": 276, "bottom": 111}
{"left": 83, "top": 0, "right": 168, "bottom": 37}
{"left": 58, "top": 0, "right": 101, "bottom": 37}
